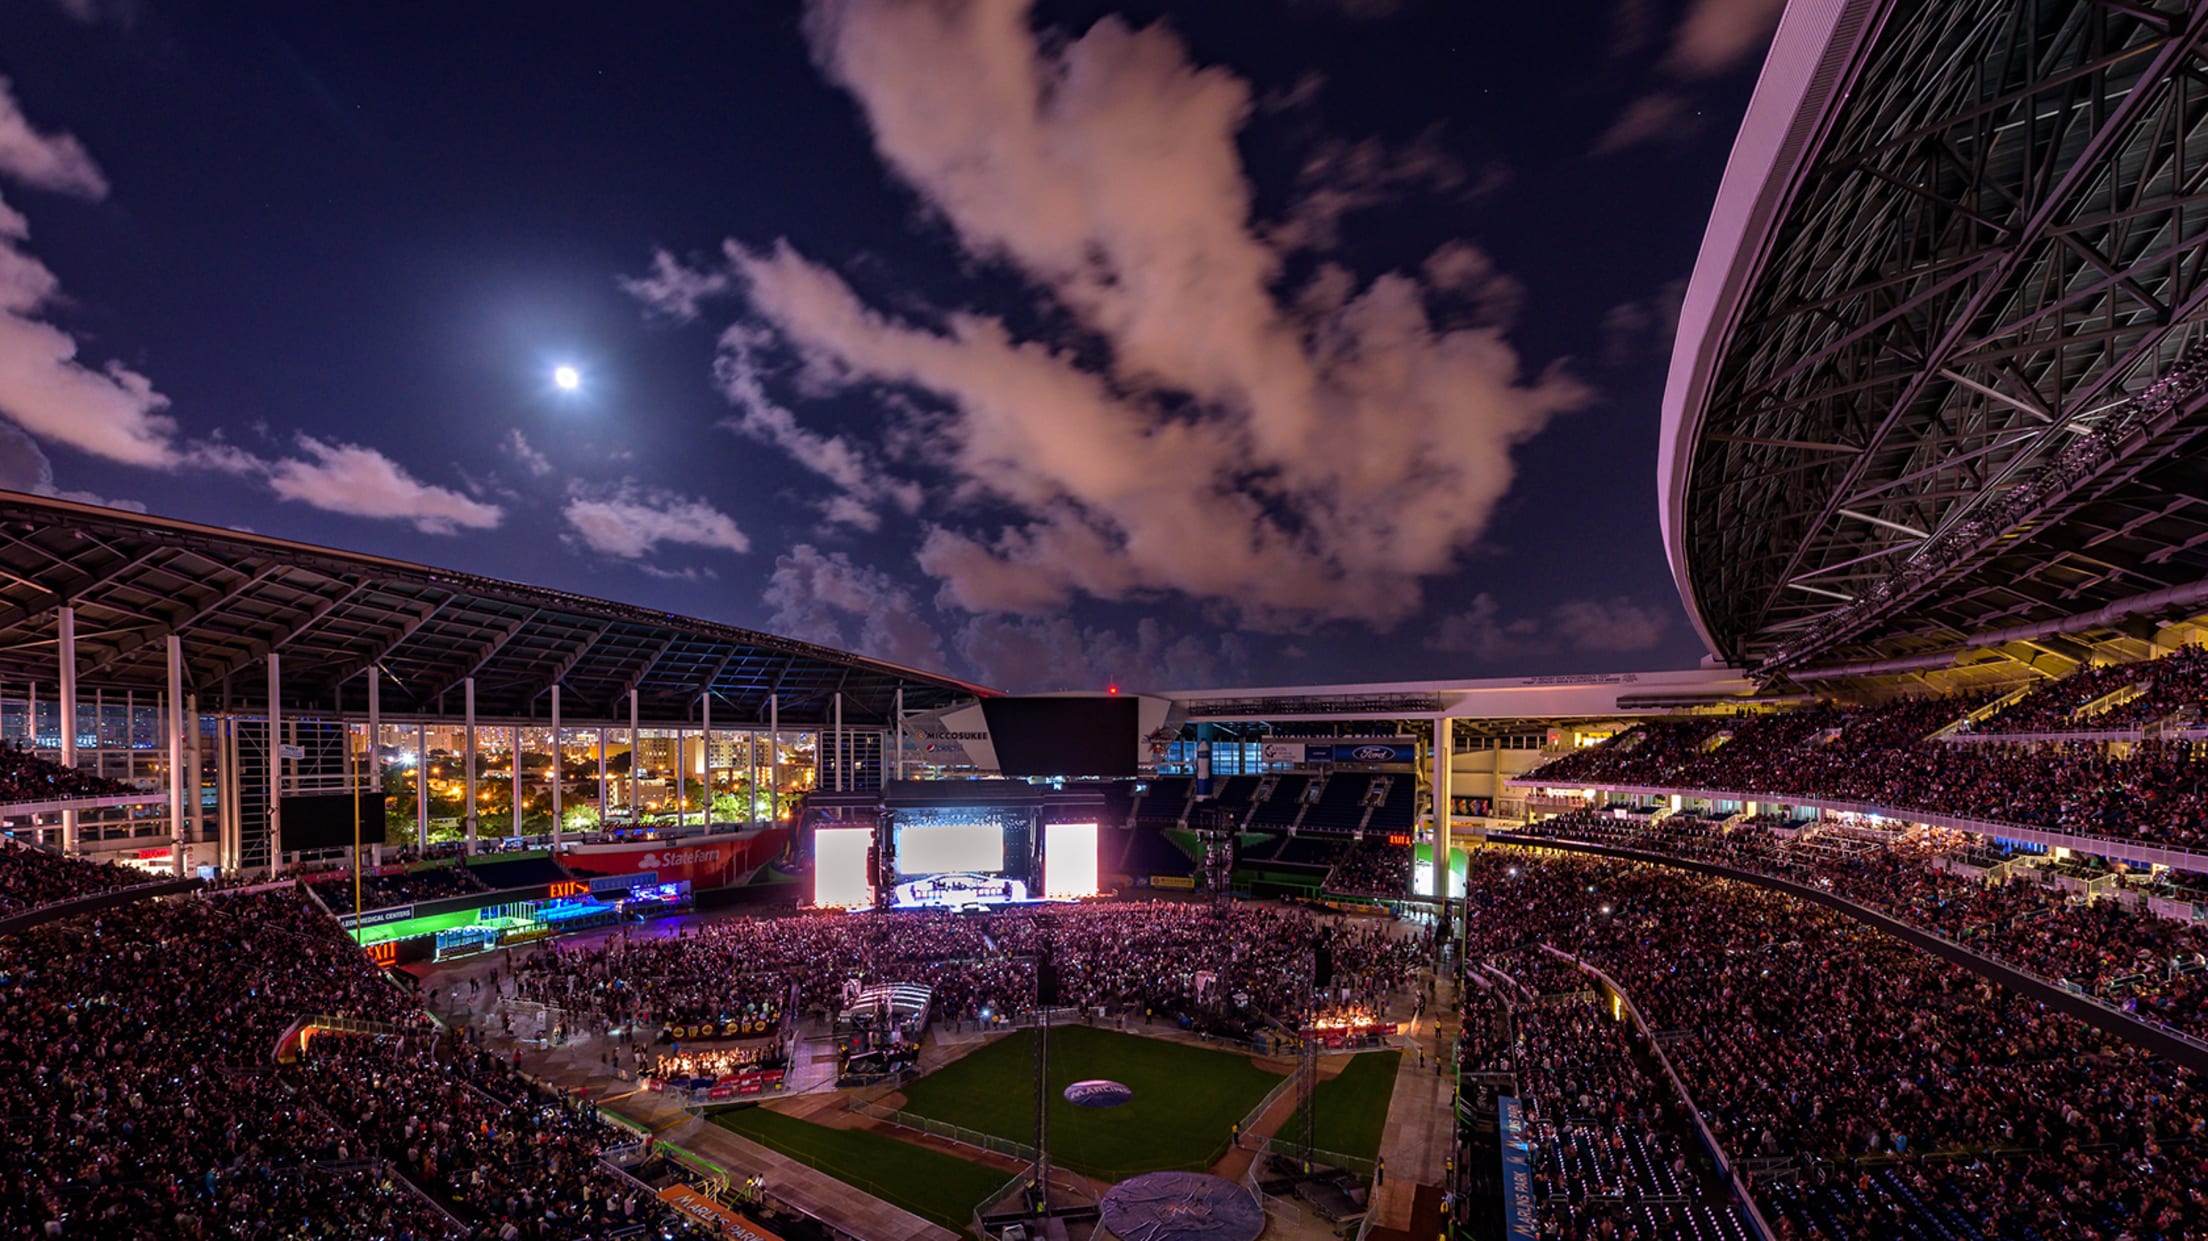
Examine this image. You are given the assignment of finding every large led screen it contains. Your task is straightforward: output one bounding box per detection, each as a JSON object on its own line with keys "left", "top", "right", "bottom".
{"left": 814, "top": 827, "right": 875, "bottom": 908}
{"left": 979, "top": 696, "right": 1139, "bottom": 777}
{"left": 1044, "top": 821, "right": 1100, "bottom": 899}
{"left": 895, "top": 821, "right": 1004, "bottom": 876}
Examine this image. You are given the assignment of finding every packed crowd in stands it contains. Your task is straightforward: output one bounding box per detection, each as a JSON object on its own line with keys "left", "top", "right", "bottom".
{"left": 1455, "top": 850, "right": 2208, "bottom": 1239}
{"left": 1325, "top": 840, "right": 1412, "bottom": 896}
{"left": 518, "top": 900, "right": 1424, "bottom": 1039}
{"left": 287, "top": 1030, "right": 676, "bottom": 1240}
{"left": 0, "top": 883, "right": 700, "bottom": 1239}
{"left": 1525, "top": 694, "right": 2208, "bottom": 850}
{"left": 1515, "top": 808, "right": 2208, "bottom": 1041}
{"left": 349, "top": 865, "right": 491, "bottom": 909}
{"left": 1965, "top": 645, "right": 2208, "bottom": 734}
{"left": 0, "top": 742, "right": 135, "bottom": 804}
{"left": 0, "top": 840, "right": 162, "bottom": 915}
{"left": 1461, "top": 968, "right": 1748, "bottom": 1241}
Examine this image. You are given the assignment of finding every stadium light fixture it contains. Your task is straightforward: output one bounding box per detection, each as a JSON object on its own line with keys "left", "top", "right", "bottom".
{"left": 553, "top": 365, "right": 581, "bottom": 391}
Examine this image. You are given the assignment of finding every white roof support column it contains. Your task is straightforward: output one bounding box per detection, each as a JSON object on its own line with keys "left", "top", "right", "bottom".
{"left": 769, "top": 693, "right": 780, "bottom": 823}
{"left": 57, "top": 606, "right": 76, "bottom": 854}
{"left": 596, "top": 724, "right": 607, "bottom": 827}
{"left": 701, "top": 690, "right": 713, "bottom": 830}
{"left": 463, "top": 677, "right": 477, "bottom": 855}
{"left": 628, "top": 689, "right": 640, "bottom": 823}
{"left": 1431, "top": 715, "right": 1454, "bottom": 901}
{"left": 366, "top": 664, "right": 381, "bottom": 793}
{"left": 416, "top": 721, "right": 428, "bottom": 850}
{"left": 266, "top": 651, "right": 281, "bottom": 874}
{"left": 893, "top": 687, "right": 905, "bottom": 782}
{"left": 550, "top": 683, "right": 562, "bottom": 847}
{"left": 166, "top": 633, "right": 185, "bottom": 873}
{"left": 832, "top": 691, "right": 844, "bottom": 792}
{"left": 509, "top": 724, "right": 521, "bottom": 842}
{"left": 187, "top": 692, "right": 203, "bottom": 861}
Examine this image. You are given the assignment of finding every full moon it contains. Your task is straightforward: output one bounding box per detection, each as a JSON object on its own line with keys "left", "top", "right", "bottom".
{"left": 553, "top": 365, "right": 580, "bottom": 391}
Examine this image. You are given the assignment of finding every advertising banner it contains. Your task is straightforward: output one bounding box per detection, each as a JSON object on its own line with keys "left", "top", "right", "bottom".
{"left": 337, "top": 904, "right": 416, "bottom": 930}
{"left": 1305, "top": 743, "right": 1416, "bottom": 764}
{"left": 561, "top": 827, "right": 792, "bottom": 891}
{"left": 657, "top": 1184, "right": 788, "bottom": 1241}
{"left": 1500, "top": 1096, "right": 1537, "bottom": 1241}
{"left": 1260, "top": 742, "right": 1305, "bottom": 764}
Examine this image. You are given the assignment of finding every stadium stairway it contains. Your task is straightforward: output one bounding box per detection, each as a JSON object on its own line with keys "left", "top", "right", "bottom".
{"left": 1367, "top": 972, "right": 1457, "bottom": 1238}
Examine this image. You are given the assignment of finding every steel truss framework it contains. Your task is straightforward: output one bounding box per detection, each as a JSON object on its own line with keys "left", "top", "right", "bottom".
{"left": 0, "top": 494, "right": 989, "bottom": 725}
{"left": 1681, "top": 0, "right": 2208, "bottom": 674}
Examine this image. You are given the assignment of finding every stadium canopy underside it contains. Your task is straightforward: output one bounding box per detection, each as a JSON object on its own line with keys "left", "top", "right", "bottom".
{"left": 1665, "top": 0, "right": 2208, "bottom": 686}
{"left": 0, "top": 493, "right": 989, "bottom": 725}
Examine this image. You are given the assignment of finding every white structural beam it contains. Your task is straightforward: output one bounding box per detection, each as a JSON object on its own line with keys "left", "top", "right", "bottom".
{"left": 464, "top": 677, "right": 477, "bottom": 854}
{"left": 267, "top": 651, "right": 281, "bottom": 875}
{"left": 416, "top": 720, "right": 428, "bottom": 850}
{"left": 166, "top": 633, "right": 185, "bottom": 872}
{"left": 1432, "top": 716, "right": 1454, "bottom": 900}
{"left": 550, "top": 684, "right": 562, "bottom": 846}
{"left": 58, "top": 606, "right": 76, "bottom": 854}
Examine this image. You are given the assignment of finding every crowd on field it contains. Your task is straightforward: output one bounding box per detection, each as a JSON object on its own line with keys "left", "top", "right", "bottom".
{"left": 516, "top": 899, "right": 1425, "bottom": 1037}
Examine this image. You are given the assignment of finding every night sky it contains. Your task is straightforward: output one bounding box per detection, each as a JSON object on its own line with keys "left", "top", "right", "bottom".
{"left": 3, "top": 0, "right": 1775, "bottom": 692}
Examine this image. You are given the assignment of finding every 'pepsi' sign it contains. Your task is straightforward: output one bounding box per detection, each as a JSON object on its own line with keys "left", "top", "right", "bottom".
{"left": 1063, "top": 1079, "right": 1134, "bottom": 1108}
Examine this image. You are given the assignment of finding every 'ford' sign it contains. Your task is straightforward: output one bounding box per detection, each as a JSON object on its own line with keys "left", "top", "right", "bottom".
{"left": 1063, "top": 1079, "right": 1134, "bottom": 1108}
{"left": 1350, "top": 745, "right": 1400, "bottom": 761}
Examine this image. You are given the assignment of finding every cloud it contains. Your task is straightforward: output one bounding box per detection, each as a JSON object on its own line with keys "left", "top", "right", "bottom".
{"left": 621, "top": 248, "right": 734, "bottom": 323}
{"left": 51, "top": 0, "right": 139, "bottom": 26}
{"left": 0, "top": 419, "right": 142, "bottom": 510}
{"left": 1593, "top": 91, "right": 1696, "bottom": 154}
{"left": 1595, "top": 0, "right": 1780, "bottom": 154}
{"left": 765, "top": 543, "right": 946, "bottom": 672}
{"left": 1429, "top": 593, "right": 1544, "bottom": 659}
{"left": 562, "top": 482, "right": 749, "bottom": 559}
{"left": 638, "top": 564, "right": 716, "bottom": 582}
{"left": 0, "top": 79, "right": 499, "bottom": 538}
{"left": 1598, "top": 276, "right": 1688, "bottom": 366}
{"left": 1271, "top": 132, "right": 1495, "bottom": 254}
{"left": 1290, "top": 0, "right": 1404, "bottom": 17}
{"left": 504, "top": 427, "right": 554, "bottom": 477}
{"left": 1551, "top": 596, "right": 1672, "bottom": 653}
{"left": 951, "top": 613, "right": 1247, "bottom": 693}
{"left": 0, "top": 84, "right": 188, "bottom": 471}
{"left": 1422, "top": 241, "right": 1524, "bottom": 327}
{"left": 1428, "top": 593, "right": 1672, "bottom": 657}
{"left": 266, "top": 437, "right": 504, "bottom": 533}
{"left": 0, "top": 78, "right": 109, "bottom": 200}
{"left": 1662, "top": 0, "right": 1786, "bottom": 78}
{"left": 709, "top": 318, "right": 920, "bottom": 529}
{"left": 649, "top": 0, "right": 1588, "bottom": 630}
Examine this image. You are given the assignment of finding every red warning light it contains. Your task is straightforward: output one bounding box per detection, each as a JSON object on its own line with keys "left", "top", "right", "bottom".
{"left": 1107, "top": 685, "right": 1119, "bottom": 695}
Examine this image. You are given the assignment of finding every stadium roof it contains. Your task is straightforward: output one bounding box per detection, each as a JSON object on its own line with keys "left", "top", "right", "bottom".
{"left": 0, "top": 492, "right": 991, "bottom": 725}
{"left": 1664, "top": 0, "right": 2208, "bottom": 681}
{"left": 1164, "top": 667, "right": 1763, "bottom": 721}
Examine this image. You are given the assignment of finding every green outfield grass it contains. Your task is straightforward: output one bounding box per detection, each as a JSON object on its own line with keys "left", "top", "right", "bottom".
{"left": 711, "top": 1106, "right": 1009, "bottom": 1231}
{"left": 1289, "top": 1049, "right": 1400, "bottom": 1161}
{"left": 899, "top": 1024, "right": 1285, "bottom": 1180}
